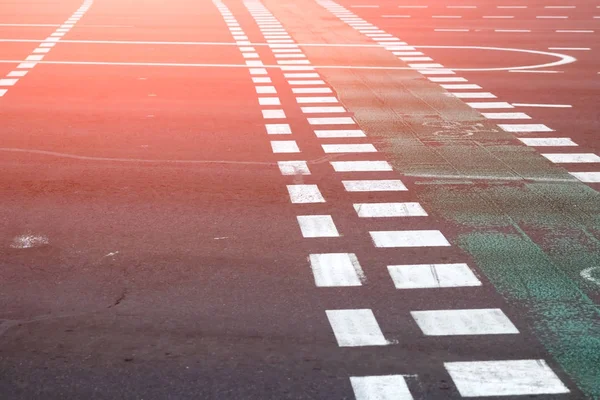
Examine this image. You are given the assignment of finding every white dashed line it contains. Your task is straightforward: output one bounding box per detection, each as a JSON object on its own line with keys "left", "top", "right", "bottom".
{"left": 297, "top": 215, "right": 340, "bottom": 238}
{"left": 350, "top": 375, "right": 414, "bottom": 400}
{"left": 388, "top": 263, "right": 481, "bottom": 289}
{"left": 353, "top": 202, "right": 427, "bottom": 218}
{"left": 411, "top": 309, "right": 519, "bottom": 336}
{"left": 370, "top": 230, "right": 451, "bottom": 248}
{"left": 445, "top": 360, "right": 570, "bottom": 397}
{"left": 287, "top": 184, "right": 325, "bottom": 203}
{"left": 310, "top": 253, "right": 365, "bottom": 286}
{"left": 326, "top": 309, "right": 389, "bottom": 347}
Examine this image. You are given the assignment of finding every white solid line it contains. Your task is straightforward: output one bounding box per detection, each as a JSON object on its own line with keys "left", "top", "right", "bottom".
{"left": 322, "top": 144, "right": 377, "bottom": 153}
{"left": 512, "top": 103, "right": 572, "bottom": 108}
{"left": 308, "top": 117, "right": 354, "bottom": 125}
{"left": 440, "top": 84, "right": 481, "bottom": 89}
{"left": 354, "top": 202, "right": 427, "bottom": 217}
{"left": 498, "top": 124, "right": 553, "bottom": 132}
{"left": 481, "top": 112, "right": 531, "bottom": 119}
{"left": 310, "top": 253, "right": 364, "bottom": 286}
{"left": 331, "top": 161, "right": 393, "bottom": 172}
{"left": 271, "top": 140, "right": 300, "bottom": 153}
{"left": 287, "top": 184, "right": 325, "bottom": 203}
{"left": 302, "top": 106, "right": 346, "bottom": 113}
{"left": 343, "top": 180, "right": 407, "bottom": 191}
{"left": 350, "top": 375, "right": 414, "bottom": 400}
{"left": 315, "top": 129, "right": 365, "bottom": 138}
{"left": 548, "top": 47, "right": 590, "bottom": 51}
{"left": 518, "top": 138, "right": 577, "bottom": 147}
{"left": 370, "top": 230, "right": 450, "bottom": 248}
{"left": 297, "top": 215, "right": 340, "bottom": 238}
{"left": 570, "top": 172, "right": 600, "bottom": 183}
{"left": 326, "top": 309, "right": 389, "bottom": 347}
{"left": 278, "top": 160, "right": 310, "bottom": 175}
{"left": 265, "top": 124, "right": 291, "bottom": 134}
{"left": 445, "top": 360, "right": 570, "bottom": 396}
{"left": 467, "top": 102, "right": 514, "bottom": 109}
{"left": 258, "top": 97, "right": 280, "bottom": 105}
{"left": 542, "top": 153, "right": 600, "bottom": 163}
{"left": 297, "top": 97, "right": 338, "bottom": 104}
{"left": 451, "top": 92, "right": 497, "bottom": 99}
{"left": 293, "top": 87, "right": 332, "bottom": 94}
{"left": 412, "top": 309, "right": 519, "bottom": 336}
{"left": 262, "top": 109, "right": 286, "bottom": 119}
{"left": 388, "top": 263, "right": 481, "bottom": 289}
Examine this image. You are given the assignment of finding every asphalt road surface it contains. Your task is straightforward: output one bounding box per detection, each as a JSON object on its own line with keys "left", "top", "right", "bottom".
{"left": 1, "top": 0, "right": 599, "bottom": 399}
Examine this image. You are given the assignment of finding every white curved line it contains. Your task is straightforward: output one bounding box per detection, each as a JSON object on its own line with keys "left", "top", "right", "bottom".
{"left": 414, "top": 45, "right": 576, "bottom": 71}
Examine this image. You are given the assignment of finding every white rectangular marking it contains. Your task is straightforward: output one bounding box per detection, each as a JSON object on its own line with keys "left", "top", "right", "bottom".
{"left": 278, "top": 160, "right": 310, "bottom": 175}
{"left": 388, "top": 263, "right": 481, "bottom": 289}
{"left": 332, "top": 161, "right": 393, "bottom": 172}
{"left": 271, "top": 140, "right": 299, "bottom": 153}
{"left": 262, "top": 109, "right": 286, "bottom": 119}
{"left": 7, "top": 71, "right": 27, "bottom": 77}
{"left": 252, "top": 77, "right": 271, "bottom": 83}
{"left": 310, "top": 253, "right": 364, "bottom": 286}
{"left": 0, "top": 79, "right": 18, "bottom": 86}
{"left": 287, "top": 184, "right": 325, "bottom": 203}
{"left": 441, "top": 84, "right": 482, "bottom": 89}
{"left": 481, "top": 112, "right": 531, "bottom": 119}
{"left": 296, "top": 97, "right": 338, "bottom": 104}
{"left": 302, "top": 106, "right": 346, "bottom": 113}
{"left": 350, "top": 376, "right": 414, "bottom": 400}
{"left": 266, "top": 124, "right": 291, "bottom": 134}
{"left": 518, "top": 138, "right": 577, "bottom": 147}
{"left": 258, "top": 97, "right": 280, "bottom": 106}
{"left": 370, "top": 230, "right": 450, "bottom": 247}
{"left": 308, "top": 117, "right": 354, "bottom": 125}
{"left": 284, "top": 73, "right": 319, "bottom": 78}
{"left": 445, "top": 360, "right": 570, "bottom": 397}
{"left": 293, "top": 87, "right": 332, "bottom": 94}
{"left": 315, "top": 129, "right": 365, "bottom": 138}
{"left": 354, "top": 202, "right": 427, "bottom": 217}
{"left": 570, "top": 172, "right": 600, "bottom": 182}
{"left": 322, "top": 144, "right": 377, "bottom": 153}
{"left": 288, "top": 80, "right": 325, "bottom": 85}
{"left": 467, "top": 102, "right": 514, "bottom": 109}
{"left": 498, "top": 124, "right": 554, "bottom": 132}
{"left": 542, "top": 153, "right": 600, "bottom": 163}
{"left": 511, "top": 103, "right": 571, "bottom": 108}
{"left": 451, "top": 92, "right": 497, "bottom": 99}
{"left": 297, "top": 215, "right": 340, "bottom": 238}
{"left": 256, "top": 86, "right": 277, "bottom": 94}
{"left": 412, "top": 308, "right": 519, "bottom": 336}
{"left": 326, "top": 309, "right": 388, "bottom": 347}
{"left": 343, "top": 180, "right": 407, "bottom": 191}
{"left": 428, "top": 77, "right": 467, "bottom": 82}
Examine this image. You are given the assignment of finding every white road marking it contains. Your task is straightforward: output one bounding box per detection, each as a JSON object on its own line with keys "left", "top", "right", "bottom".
{"left": 266, "top": 124, "right": 291, "bottom": 134}
{"left": 326, "top": 309, "right": 389, "bottom": 347}
{"left": 408, "top": 63, "right": 445, "bottom": 68}
{"left": 297, "top": 215, "right": 340, "bottom": 238}
{"left": 468, "top": 102, "right": 514, "bottom": 109}
{"left": 315, "top": 129, "right": 365, "bottom": 138}
{"left": 287, "top": 184, "right": 325, "bottom": 203}
{"left": 556, "top": 30, "right": 594, "bottom": 33}
{"left": 432, "top": 15, "right": 462, "bottom": 18}
{"left": 370, "top": 230, "right": 451, "bottom": 248}
{"left": 397, "top": 5, "right": 427, "bottom": 8}
{"left": 309, "top": 253, "right": 364, "bottom": 286}
{"left": 278, "top": 160, "right": 311, "bottom": 175}
{"left": 256, "top": 85, "right": 277, "bottom": 94}
{"left": 481, "top": 112, "right": 531, "bottom": 119}
{"left": 274, "top": 54, "right": 306, "bottom": 59}
{"left": 343, "top": 180, "right": 407, "bottom": 191}
{"left": 498, "top": 124, "right": 553, "bottom": 132}
{"left": 498, "top": 5, "right": 527, "bottom": 8}
{"left": 440, "top": 84, "right": 481, "bottom": 89}
{"left": 518, "top": 138, "right": 577, "bottom": 147}
{"left": 262, "top": 109, "right": 286, "bottom": 119}
{"left": 548, "top": 47, "right": 590, "bottom": 51}
{"left": 258, "top": 97, "right": 280, "bottom": 105}
{"left": 331, "top": 161, "right": 393, "bottom": 172}
{"left": 10, "top": 234, "right": 49, "bottom": 249}
{"left": 350, "top": 375, "right": 414, "bottom": 400}
{"left": 512, "top": 103, "right": 571, "bottom": 108}
{"left": 308, "top": 117, "right": 355, "bottom": 125}
{"left": 296, "top": 97, "right": 338, "bottom": 104}
{"left": 542, "top": 153, "right": 600, "bottom": 163}
{"left": 302, "top": 106, "right": 346, "bottom": 113}
{"left": 448, "top": 5, "right": 476, "bottom": 8}
{"left": 445, "top": 360, "right": 570, "bottom": 396}
{"left": 354, "top": 202, "right": 427, "bottom": 218}
{"left": 7, "top": 71, "right": 27, "bottom": 77}
{"left": 388, "top": 263, "right": 481, "bottom": 289}
{"left": 271, "top": 140, "right": 300, "bottom": 153}
{"left": 293, "top": 87, "right": 332, "bottom": 94}
{"left": 412, "top": 309, "right": 519, "bottom": 336}
{"left": 285, "top": 72, "right": 320, "bottom": 78}
{"left": 417, "top": 69, "right": 456, "bottom": 75}
{"left": 252, "top": 76, "right": 271, "bottom": 83}
{"left": 382, "top": 15, "right": 411, "bottom": 18}
{"left": 451, "top": 92, "right": 497, "bottom": 99}
{"left": 429, "top": 77, "right": 467, "bottom": 82}
{"left": 0, "top": 78, "right": 18, "bottom": 86}
{"left": 399, "top": 57, "right": 433, "bottom": 62}
{"left": 322, "top": 144, "right": 376, "bottom": 153}
{"left": 483, "top": 15, "right": 514, "bottom": 18}
{"left": 537, "top": 16, "right": 568, "bottom": 19}
{"left": 435, "top": 28, "right": 469, "bottom": 32}
{"left": 495, "top": 29, "right": 531, "bottom": 32}
{"left": 545, "top": 5, "right": 575, "bottom": 8}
